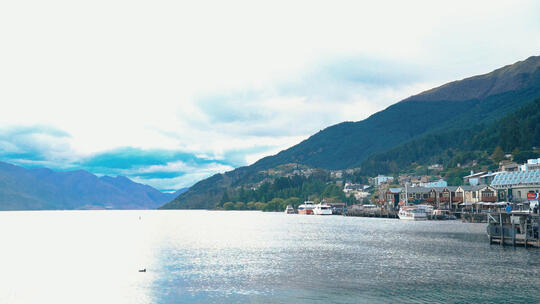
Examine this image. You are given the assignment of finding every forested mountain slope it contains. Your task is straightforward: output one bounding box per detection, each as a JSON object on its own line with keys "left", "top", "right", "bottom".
{"left": 163, "top": 55, "right": 540, "bottom": 209}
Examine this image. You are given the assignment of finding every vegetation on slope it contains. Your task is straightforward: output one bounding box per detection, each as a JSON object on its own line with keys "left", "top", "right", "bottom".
{"left": 162, "top": 55, "right": 540, "bottom": 209}
{"left": 360, "top": 98, "right": 540, "bottom": 180}
{"left": 216, "top": 174, "right": 356, "bottom": 211}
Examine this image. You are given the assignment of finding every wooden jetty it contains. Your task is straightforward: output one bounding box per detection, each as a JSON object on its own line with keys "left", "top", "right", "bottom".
{"left": 487, "top": 212, "right": 540, "bottom": 248}
{"left": 345, "top": 207, "right": 398, "bottom": 219}
{"left": 461, "top": 213, "right": 487, "bottom": 223}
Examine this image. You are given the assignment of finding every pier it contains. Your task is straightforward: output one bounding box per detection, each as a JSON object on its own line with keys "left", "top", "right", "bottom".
{"left": 461, "top": 213, "right": 487, "bottom": 223}
{"left": 345, "top": 207, "right": 398, "bottom": 218}
{"left": 487, "top": 212, "right": 540, "bottom": 248}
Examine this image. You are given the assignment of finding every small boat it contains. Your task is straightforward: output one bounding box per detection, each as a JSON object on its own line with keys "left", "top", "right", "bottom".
{"left": 139, "top": 268, "right": 146, "bottom": 272}
{"left": 313, "top": 203, "right": 332, "bottom": 215}
{"left": 298, "top": 201, "right": 315, "bottom": 215}
{"left": 285, "top": 205, "right": 295, "bottom": 214}
{"left": 432, "top": 209, "right": 457, "bottom": 220}
{"left": 398, "top": 206, "right": 427, "bottom": 221}
{"left": 416, "top": 204, "right": 434, "bottom": 215}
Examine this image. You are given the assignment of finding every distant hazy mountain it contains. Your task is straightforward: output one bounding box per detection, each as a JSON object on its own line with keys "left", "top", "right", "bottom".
{"left": 0, "top": 161, "right": 187, "bottom": 210}
{"left": 162, "top": 55, "right": 540, "bottom": 209}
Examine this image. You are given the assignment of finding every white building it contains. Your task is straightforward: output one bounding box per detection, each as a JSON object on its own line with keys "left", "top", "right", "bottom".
{"left": 522, "top": 158, "right": 540, "bottom": 171}
{"left": 491, "top": 169, "right": 540, "bottom": 202}
{"left": 374, "top": 175, "right": 393, "bottom": 186}
{"left": 419, "top": 179, "right": 447, "bottom": 188}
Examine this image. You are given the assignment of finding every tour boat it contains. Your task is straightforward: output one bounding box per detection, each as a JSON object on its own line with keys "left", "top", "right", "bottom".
{"left": 298, "top": 201, "right": 315, "bottom": 215}
{"left": 313, "top": 203, "right": 333, "bottom": 215}
{"left": 284, "top": 205, "right": 295, "bottom": 214}
{"left": 398, "top": 206, "right": 427, "bottom": 221}
{"left": 398, "top": 183, "right": 427, "bottom": 220}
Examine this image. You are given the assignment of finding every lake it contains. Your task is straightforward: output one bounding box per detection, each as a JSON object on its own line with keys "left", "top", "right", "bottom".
{"left": 1, "top": 210, "right": 539, "bottom": 303}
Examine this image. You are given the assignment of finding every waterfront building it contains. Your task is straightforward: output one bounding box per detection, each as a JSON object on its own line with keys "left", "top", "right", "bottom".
{"left": 419, "top": 179, "right": 447, "bottom": 188}
{"left": 455, "top": 185, "right": 497, "bottom": 204}
{"left": 491, "top": 169, "right": 540, "bottom": 202}
{"left": 400, "top": 186, "right": 430, "bottom": 203}
{"left": 463, "top": 171, "right": 500, "bottom": 186}
{"left": 396, "top": 186, "right": 459, "bottom": 209}
{"left": 463, "top": 171, "right": 486, "bottom": 186}
{"left": 521, "top": 158, "right": 540, "bottom": 171}
{"left": 384, "top": 188, "right": 402, "bottom": 207}
{"left": 441, "top": 186, "right": 459, "bottom": 208}
{"left": 479, "top": 172, "right": 500, "bottom": 185}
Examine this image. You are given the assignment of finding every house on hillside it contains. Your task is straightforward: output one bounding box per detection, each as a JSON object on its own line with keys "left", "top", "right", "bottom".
{"left": 408, "top": 176, "right": 430, "bottom": 187}
{"left": 343, "top": 183, "right": 364, "bottom": 193}
{"left": 343, "top": 183, "right": 370, "bottom": 200}
{"left": 428, "top": 164, "right": 443, "bottom": 171}
{"left": 374, "top": 175, "right": 394, "bottom": 186}
{"left": 500, "top": 161, "right": 519, "bottom": 172}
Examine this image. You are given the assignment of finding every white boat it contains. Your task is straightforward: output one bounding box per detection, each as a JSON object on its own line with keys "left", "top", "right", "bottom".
{"left": 284, "top": 205, "right": 295, "bottom": 214}
{"left": 298, "top": 201, "right": 315, "bottom": 215}
{"left": 416, "top": 204, "right": 434, "bottom": 215}
{"left": 313, "top": 203, "right": 332, "bottom": 215}
{"left": 398, "top": 206, "right": 427, "bottom": 221}
{"left": 398, "top": 183, "right": 427, "bottom": 220}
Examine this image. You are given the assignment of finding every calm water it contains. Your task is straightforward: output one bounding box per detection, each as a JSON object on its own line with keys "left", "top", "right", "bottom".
{"left": 1, "top": 210, "right": 539, "bottom": 304}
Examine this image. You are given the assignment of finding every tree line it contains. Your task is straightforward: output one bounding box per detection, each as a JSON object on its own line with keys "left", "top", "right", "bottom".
{"left": 358, "top": 98, "right": 540, "bottom": 183}
{"left": 217, "top": 174, "right": 357, "bottom": 211}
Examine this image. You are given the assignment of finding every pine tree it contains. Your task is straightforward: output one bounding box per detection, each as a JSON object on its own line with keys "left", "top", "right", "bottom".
{"left": 220, "top": 192, "right": 230, "bottom": 204}
{"left": 491, "top": 146, "right": 505, "bottom": 164}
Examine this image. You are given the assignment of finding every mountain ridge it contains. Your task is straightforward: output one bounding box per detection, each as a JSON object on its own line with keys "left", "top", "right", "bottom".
{"left": 405, "top": 55, "right": 540, "bottom": 102}
{"left": 0, "top": 161, "right": 187, "bottom": 210}
{"left": 163, "top": 55, "right": 540, "bottom": 210}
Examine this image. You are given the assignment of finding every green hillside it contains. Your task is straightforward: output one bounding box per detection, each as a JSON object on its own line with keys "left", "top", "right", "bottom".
{"left": 162, "top": 55, "right": 540, "bottom": 210}
{"left": 361, "top": 98, "right": 540, "bottom": 177}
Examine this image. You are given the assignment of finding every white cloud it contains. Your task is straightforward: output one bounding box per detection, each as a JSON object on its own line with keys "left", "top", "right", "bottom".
{"left": 130, "top": 162, "right": 235, "bottom": 190}
{"left": 0, "top": 0, "right": 539, "bottom": 188}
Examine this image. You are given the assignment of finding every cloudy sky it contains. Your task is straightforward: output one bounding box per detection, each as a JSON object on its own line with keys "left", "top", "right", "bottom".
{"left": 1, "top": 0, "right": 539, "bottom": 191}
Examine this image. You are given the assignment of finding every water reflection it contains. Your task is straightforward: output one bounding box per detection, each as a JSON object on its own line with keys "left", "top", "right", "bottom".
{"left": 1, "top": 210, "right": 539, "bottom": 304}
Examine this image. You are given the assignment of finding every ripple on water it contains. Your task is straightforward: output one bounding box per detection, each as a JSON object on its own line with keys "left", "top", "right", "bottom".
{"left": 1, "top": 210, "right": 539, "bottom": 304}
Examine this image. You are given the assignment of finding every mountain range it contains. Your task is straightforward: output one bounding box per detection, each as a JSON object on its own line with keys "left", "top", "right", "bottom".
{"left": 0, "top": 161, "right": 186, "bottom": 210}
{"left": 162, "top": 55, "right": 540, "bottom": 209}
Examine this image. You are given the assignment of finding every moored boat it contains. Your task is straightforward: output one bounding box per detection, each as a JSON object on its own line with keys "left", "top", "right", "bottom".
{"left": 313, "top": 203, "right": 332, "bottom": 215}
{"left": 398, "top": 206, "right": 427, "bottom": 221}
{"left": 432, "top": 209, "right": 457, "bottom": 220}
{"left": 285, "top": 205, "right": 295, "bottom": 214}
{"left": 298, "top": 201, "right": 315, "bottom": 215}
